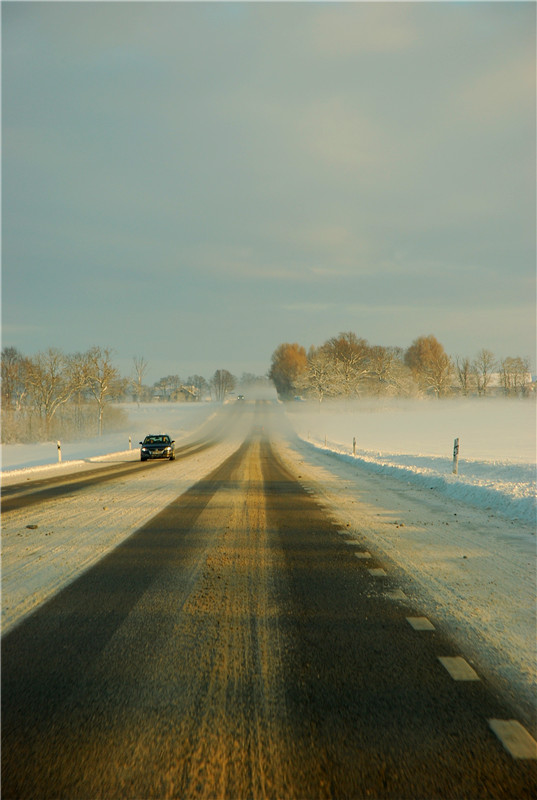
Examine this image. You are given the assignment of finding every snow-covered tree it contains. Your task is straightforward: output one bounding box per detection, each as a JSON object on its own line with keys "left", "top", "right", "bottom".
{"left": 324, "top": 332, "right": 370, "bottom": 397}
{"left": 367, "top": 346, "right": 415, "bottom": 397}
{"left": 299, "top": 346, "right": 338, "bottom": 403}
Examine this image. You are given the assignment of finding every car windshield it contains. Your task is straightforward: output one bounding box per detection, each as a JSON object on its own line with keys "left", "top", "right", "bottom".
{"left": 143, "top": 436, "right": 169, "bottom": 445}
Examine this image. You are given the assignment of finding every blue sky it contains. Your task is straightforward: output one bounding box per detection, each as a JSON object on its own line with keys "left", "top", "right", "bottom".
{"left": 2, "top": 1, "right": 535, "bottom": 384}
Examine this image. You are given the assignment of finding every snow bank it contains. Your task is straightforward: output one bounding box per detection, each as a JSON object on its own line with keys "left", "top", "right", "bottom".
{"left": 287, "top": 399, "right": 536, "bottom": 526}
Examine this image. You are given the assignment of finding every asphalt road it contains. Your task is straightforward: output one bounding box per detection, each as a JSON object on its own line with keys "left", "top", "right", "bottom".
{"left": 2, "top": 420, "right": 535, "bottom": 799}
{"left": 0, "top": 424, "right": 230, "bottom": 514}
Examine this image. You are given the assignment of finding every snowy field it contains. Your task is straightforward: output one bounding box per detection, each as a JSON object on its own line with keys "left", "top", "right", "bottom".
{"left": 286, "top": 398, "right": 536, "bottom": 525}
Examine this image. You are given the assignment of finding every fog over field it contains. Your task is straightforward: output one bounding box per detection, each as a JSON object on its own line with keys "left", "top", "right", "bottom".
{"left": 287, "top": 397, "right": 536, "bottom": 463}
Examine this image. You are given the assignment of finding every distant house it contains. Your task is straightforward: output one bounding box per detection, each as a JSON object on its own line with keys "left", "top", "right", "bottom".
{"left": 169, "top": 385, "right": 199, "bottom": 402}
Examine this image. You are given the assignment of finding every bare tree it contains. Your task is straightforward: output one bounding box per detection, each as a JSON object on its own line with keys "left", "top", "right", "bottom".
{"left": 499, "top": 356, "right": 531, "bottom": 396}
{"left": 132, "top": 356, "right": 148, "bottom": 405}
{"left": 455, "top": 356, "right": 475, "bottom": 396}
{"left": 1, "top": 347, "right": 29, "bottom": 411}
{"left": 153, "top": 374, "right": 182, "bottom": 401}
{"left": 473, "top": 349, "right": 496, "bottom": 396}
{"left": 85, "top": 347, "right": 126, "bottom": 435}
{"left": 26, "top": 348, "right": 87, "bottom": 437}
{"left": 187, "top": 374, "right": 209, "bottom": 401}
{"left": 211, "top": 369, "right": 236, "bottom": 402}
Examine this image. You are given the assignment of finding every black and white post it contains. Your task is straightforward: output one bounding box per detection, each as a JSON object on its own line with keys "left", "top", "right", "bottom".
{"left": 57, "top": 441, "right": 62, "bottom": 463}
{"left": 453, "top": 437, "right": 460, "bottom": 475}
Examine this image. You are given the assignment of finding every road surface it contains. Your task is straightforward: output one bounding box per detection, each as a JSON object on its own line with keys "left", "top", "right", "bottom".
{"left": 2, "top": 406, "right": 536, "bottom": 798}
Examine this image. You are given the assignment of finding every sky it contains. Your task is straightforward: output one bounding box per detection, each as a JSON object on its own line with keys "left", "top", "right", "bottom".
{"left": 2, "top": 1, "right": 536, "bottom": 385}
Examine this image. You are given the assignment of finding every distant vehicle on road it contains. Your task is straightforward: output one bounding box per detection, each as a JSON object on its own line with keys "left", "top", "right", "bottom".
{"left": 237, "top": 394, "right": 245, "bottom": 401}
{"left": 140, "top": 434, "right": 175, "bottom": 461}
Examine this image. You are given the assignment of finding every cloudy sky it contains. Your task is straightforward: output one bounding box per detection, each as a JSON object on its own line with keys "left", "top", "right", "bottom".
{"left": 3, "top": 1, "right": 535, "bottom": 383}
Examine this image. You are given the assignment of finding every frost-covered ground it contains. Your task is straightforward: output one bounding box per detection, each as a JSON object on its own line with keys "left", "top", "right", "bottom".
{"left": 1, "top": 403, "right": 246, "bottom": 632}
{"left": 2, "top": 398, "right": 536, "bottom": 727}
{"left": 286, "top": 398, "right": 536, "bottom": 525}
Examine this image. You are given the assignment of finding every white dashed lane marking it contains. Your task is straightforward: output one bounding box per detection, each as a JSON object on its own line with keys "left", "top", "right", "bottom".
{"left": 386, "top": 589, "right": 407, "bottom": 600}
{"left": 488, "top": 720, "right": 537, "bottom": 759}
{"left": 344, "top": 532, "right": 535, "bottom": 763}
{"left": 406, "top": 616, "right": 436, "bottom": 631}
{"left": 438, "top": 656, "right": 480, "bottom": 681}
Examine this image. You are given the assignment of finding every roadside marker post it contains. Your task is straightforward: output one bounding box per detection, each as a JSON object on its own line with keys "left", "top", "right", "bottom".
{"left": 57, "top": 441, "right": 62, "bottom": 463}
{"left": 453, "top": 437, "right": 460, "bottom": 475}
{"left": 353, "top": 437, "right": 356, "bottom": 456}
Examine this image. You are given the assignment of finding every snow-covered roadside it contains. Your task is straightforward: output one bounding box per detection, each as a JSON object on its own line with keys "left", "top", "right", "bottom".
{"left": 297, "top": 440, "right": 536, "bottom": 525}
{"left": 1, "top": 436, "right": 244, "bottom": 636}
{"left": 1, "top": 403, "right": 246, "bottom": 634}
{"left": 275, "top": 434, "right": 537, "bottom": 727}
{"left": 1, "top": 402, "right": 217, "bottom": 474}
{"left": 287, "top": 398, "right": 536, "bottom": 526}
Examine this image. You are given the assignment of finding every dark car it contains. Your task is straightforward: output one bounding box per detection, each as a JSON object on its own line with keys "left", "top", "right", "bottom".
{"left": 140, "top": 434, "right": 175, "bottom": 461}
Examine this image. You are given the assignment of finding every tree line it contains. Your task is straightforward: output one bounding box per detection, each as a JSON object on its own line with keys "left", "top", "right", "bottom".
{"left": 1, "top": 347, "right": 249, "bottom": 444}
{"left": 268, "top": 333, "right": 533, "bottom": 401}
